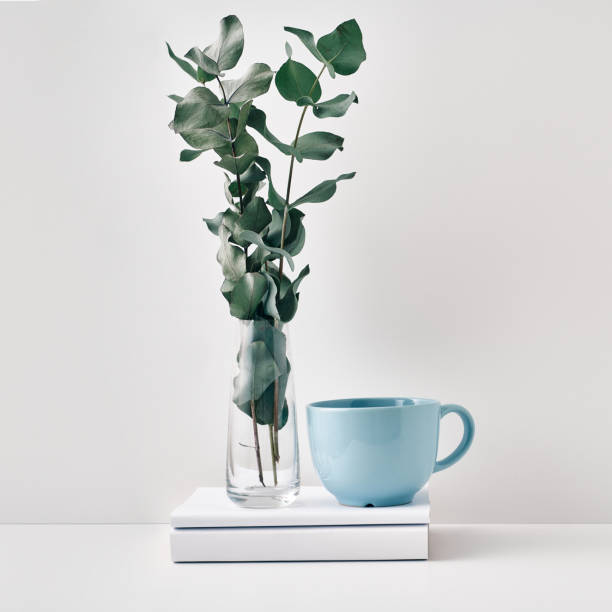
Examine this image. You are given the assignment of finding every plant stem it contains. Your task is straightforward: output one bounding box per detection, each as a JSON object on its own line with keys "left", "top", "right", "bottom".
{"left": 250, "top": 399, "right": 265, "bottom": 487}
{"left": 272, "top": 65, "right": 327, "bottom": 455}
{"left": 278, "top": 65, "right": 326, "bottom": 277}
{"left": 273, "top": 378, "right": 280, "bottom": 462}
{"left": 268, "top": 424, "right": 278, "bottom": 486}
{"left": 216, "top": 77, "right": 244, "bottom": 214}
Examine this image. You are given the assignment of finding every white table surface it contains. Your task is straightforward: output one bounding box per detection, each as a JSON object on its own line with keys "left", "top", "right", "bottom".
{"left": 1, "top": 524, "right": 611, "bottom": 611}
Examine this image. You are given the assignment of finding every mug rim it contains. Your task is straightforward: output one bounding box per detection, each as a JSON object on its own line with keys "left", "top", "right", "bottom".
{"left": 307, "top": 397, "right": 439, "bottom": 410}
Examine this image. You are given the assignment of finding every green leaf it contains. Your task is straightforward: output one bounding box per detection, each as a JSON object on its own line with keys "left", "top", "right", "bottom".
{"left": 172, "top": 87, "right": 229, "bottom": 132}
{"left": 232, "top": 339, "right": 280, "bottom": 405}
{"left": 185, "top": 47, "right": 220, "bottom": 77}
{"left": 221, "top": 63, "right": 274, "bottom": 103}
{"left": 214, "top": 131, "right": 258, "bottom": 174}
{"left": 235, "top": 197, "right": 272, "bottom": 235}
{"left": 283, "top": 208, "right": 306, "bottom": 255}
{"left": 261, "top": 271, "right": 281, "bottom": 320}
{"left": 251, "top": 381, "right": 290, "bottom": 426}
{"left": 267, "top": 208, "right": 304, "bottom": 255}
{"left": 284, "top": 27, "right": 326, "bottom": 63}
{"left": 220, "top": 278, "right": 235, "bottom": 303}
{"left": 229, "top": 272, "right": 268, "bottom": 319}
{"left": 168, "top": 94, "right": 183, "bottom": 103}
{"left": 179, "top": 127, "right": 229, "bottom": 150}
{"left": 223, "top": 173, "right": 234, "bottom": 205}
{"left": 295, "top": 131, "right": 344, "bottom": 161}
{"left": 276, "top": 265, "right": 310, "bottom": 323}
{"left": 275, "top": 59, "right": 322, "bottom": 103}
{"left": 233, "top": 321, "right": 288, "bottom": 411}
{"left": 246, "top": 106, "right": 301, "bottom": 160}
{"left": 228, "top": 164, "right": 265, "bottom": 202}
{"left": 292, "top": 172, "right": 356, "bottom": 206}
{"left": 255, "top": 156, "right": 288, "bottom": 211}
{"left": 267, "top": 209, "right": 288, "bottom": 247}
{"left": 285, "top": 41, "right": 292, "bottom": 59}
{"left": 236, "top": 230, "right": 295, "bottom": 271}
{"left": 244, "top": 321, "right": 288, "bottom": 371}
{"left": 311, "top": 92, "right": 358, "bottom": 118}
{"left": 235, "top": 100, "right": 252, "bottom": 139}
{"left": 292, "top": 264, "right": 310, "bottom": 293}
{"left": 203, "top": 211, "right": 225, "bottom": 235}
{"left": 217, "top": 225, "right": 246, "bottom": 281}
{"left": 180, "top": 149, "right": 205, "bottom": 162}
{"left": 277, "top": 288, "right": 298, "bottom": 322}
{"left": 317, "top": 19, "right": 366, "bottom": 76}
{"left": 204, "top": 15, "right": 244, "bottom": 72}
{"left": 166, "top": 42, "right": 199, "bottom": 81}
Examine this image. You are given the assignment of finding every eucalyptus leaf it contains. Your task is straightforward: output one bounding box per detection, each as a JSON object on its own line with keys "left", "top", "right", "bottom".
{"left": 236, "top": 392, "right": 289, "bottom": 427}
{"left": 179, "top": 127, "right": 229, "bottom": 150}
{"left": 235, "top": 100, "right": 252, "bottom": 139}
{"left": 311, "top": 92, "right": 358, "bottom": 118}
{"left": 180, "top": 149, "right": 205, "bottom": 162}
{"left": 285, "top": 41, "right": 292, "bottom": 58}
{"left": 232, "top": 339, "right": 280, "bottom": 405}
{"left": 292, "top": 264, "right": 310, "bottom": 292}
{"left": 283, "top": 208, "right": 306, "bottom": 255}
{"left": 235, "top": 163, "right": 266, "bottom": 186}
{"left": 204, "top": 15, "right": 244, "bottom": 72}
{"left": 223, "top": 173, "right": 234, "bottom": 205}
{"left": 166, "top": 42, "right": 200, "bottom": 81}
{"left": 214, "top": 131, "right": 258, "bottom": 174}
{"left": 185, "top": 47, "right": 220, "bottom": 77}
{"left": 243, "top": 321, "right": 288, "bottom": 371}
{"left": 229, "top": 272, "right": 268, "bottom": 319}
{"left": 291, "top": 172, "right": 356, "bottom": 206}
{"left": 235, "top": 197, "right": 272, "bottom": 235}
{"left": 261, "top": 271, "right": 281, "bottom": 320}
{"left": 217, "top": 225, "right": 246, "bottom": 281}
{"left": 275, "top": 59, "right": 322, "bottom": 103}
{"left": 228, "top": 163, "right": 265, "bottom": 200}
{"left": 236, "top": 230, "right": 295, "bottom": 271}
{"left": 203, "top": 211, "right": 225, "bottom": 235}
{"left": 277, "top": 286, "right": 298, "bottom": 322}
{"left": 247, "top": 106, "right": 301, "bottom": 159}
{"left": 220, "top": 278, "right": 235, "bottom": 302}
{"left": 276, "top": 265, "right": 310, "bottom": 322}
{"left": 173, "top": 87, "right": 229, "bottom": 132}
{"left": 255, "top": 156, "right": 288, "bottom": 211}
{"left": 317, "top": 19, "right": 366, "bottom": 76}
{"left": 246, "top": 246, "right": 266, "bottom": 272}
{"left": 267, "top": 209, "right": 288, "bottom": 247}
{"left": 168, "top": 94, "right": 183, "bottom": 103}
{"left": 295, "top": 131, "right": 344, "bottom": 161}
{"left": 221, "top": 63, "right": 274, "bottom": 103}
{"left": 284, "top": 27, "right": 326, "bottom": 64}
{"left": 252, "top": 358, "right": 290, "bottom": 425}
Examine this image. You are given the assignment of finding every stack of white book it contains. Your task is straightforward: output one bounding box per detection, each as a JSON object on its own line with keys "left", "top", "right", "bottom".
{"left": 170, "top": 486, "right": 430, "bottom": 561}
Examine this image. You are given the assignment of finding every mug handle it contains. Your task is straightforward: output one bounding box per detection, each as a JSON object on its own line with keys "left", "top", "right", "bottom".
{"left": 433, "top": 404, "right": 475, "bottom": 473}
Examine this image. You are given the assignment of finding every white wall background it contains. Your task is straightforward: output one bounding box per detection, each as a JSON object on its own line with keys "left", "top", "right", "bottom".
{"left": 1, "top": 0, "right": 611, "bottom": 523}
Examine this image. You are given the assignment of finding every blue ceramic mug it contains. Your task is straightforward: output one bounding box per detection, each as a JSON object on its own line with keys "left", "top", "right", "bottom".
{"left": 307, "top": 397, "right": 475, "bottom": 507}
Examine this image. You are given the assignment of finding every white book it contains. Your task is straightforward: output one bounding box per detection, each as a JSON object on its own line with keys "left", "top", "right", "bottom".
{"left": 170, "top": 524, "right": 428, "bottom": 562}
{"left": 171, "top": 486, "right": 430, "bottom": 528}
{"left": 170, "top": 486, "right": 429, "bottom": 562}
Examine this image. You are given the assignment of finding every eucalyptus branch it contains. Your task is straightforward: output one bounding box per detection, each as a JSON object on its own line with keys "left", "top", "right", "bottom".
{"left": 167, "top": 15, "right": 365, "bottom": 493}
{"left": 216, "top": 76, "right": 244, "bottom": 214}
{"left": 278, "top": 65, "right": 326, "bottom": 279}
{"left": 272, "top": 64, "right": 326, "bottom": 460}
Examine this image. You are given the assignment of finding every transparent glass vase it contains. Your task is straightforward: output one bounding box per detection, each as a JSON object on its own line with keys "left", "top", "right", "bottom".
{"left": 226, "top": 319, "right": 300, "bottom": 508}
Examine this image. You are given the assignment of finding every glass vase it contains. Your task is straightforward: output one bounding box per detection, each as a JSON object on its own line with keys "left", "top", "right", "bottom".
{"left": 226, "top": 319, "right": 300, "bottom": 508}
